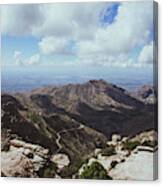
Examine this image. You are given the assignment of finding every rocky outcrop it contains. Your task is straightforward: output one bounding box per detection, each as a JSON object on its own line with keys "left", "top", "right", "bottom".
{"left": 78, "top": 130, "right": 158, "bottom": 180}
{"left": 1, "top": 139, "right": 49, "bottom": 177}
{"left": 109, "top": 151, "right": 157, "bottom": 180}
{"left": 130, "top": 85, "right": 156, "bottom": 104}
{"left": 1, "top": 129, "right": 11, "bottom": 151}
{"left": 130, "top": 130, "right": 157, "bottom": 145}
{"left": 2, "top": 149, "right": 35, "bottom": 177}
{"left": 51, "top": 154, "right": 70, "bottom": 170}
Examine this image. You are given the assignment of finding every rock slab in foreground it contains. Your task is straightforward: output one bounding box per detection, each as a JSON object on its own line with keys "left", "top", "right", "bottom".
{"left": 1, "top": 139, "right": 49, "bottom": 177}
{"left": 109, "top": 151, "right": 157, "bottom": 180}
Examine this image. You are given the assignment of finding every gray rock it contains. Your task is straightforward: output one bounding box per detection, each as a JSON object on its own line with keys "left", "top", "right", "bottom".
{"left": 1, "top": 139, "right": 49, "bottom": 177}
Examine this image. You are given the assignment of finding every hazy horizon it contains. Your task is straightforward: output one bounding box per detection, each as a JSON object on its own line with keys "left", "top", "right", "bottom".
{"left": 2, "top": 66, "right": 153, "bottom": 92}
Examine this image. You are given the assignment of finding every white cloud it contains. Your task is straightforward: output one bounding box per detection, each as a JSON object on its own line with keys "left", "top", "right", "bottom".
{"left": 13, "top": 51, "right": 40, "bottom": 66}
{"left": 76, "top": 53, "right": 134, "bottom": 68}
{"left": 38, "top": 36, "right": 70, "bottom": 55}
{"left": 1, "top": 5, "right": 43, "bottom": 36}
{"left": 34, "top": 2, "right": 114, "bottom": 40}
{"left": 27, "top": 53, "right": 40, "bottom": 65}
{"left": 77, "top": 1, "right": 153, "bottom": 56}
{"left": 138, "top": 42, "right": 153, "bottom": 64}
{"left": 1, "top": 3, "right": 109, "bottom": 39}
{"left": 14, "top": 51, "right": 22, "bottom": 59}
{"left": 13, "top": 51, "right": 23, "bottom": 65}
{"left": 2, "top": 2, "right": 154, "bottom": 68}
{"left": 75, "top": 1, "right": 153, "bottom": 68}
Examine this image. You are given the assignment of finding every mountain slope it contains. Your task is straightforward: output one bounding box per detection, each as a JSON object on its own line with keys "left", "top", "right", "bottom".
{"left": 17, "top": 79, "right": 155, "bottom": 138}
{"left": 1, "top": 80, "right": 156, "bottom": 178}
{"left": 1, "top": 94, "right": 107, "bottom": 160}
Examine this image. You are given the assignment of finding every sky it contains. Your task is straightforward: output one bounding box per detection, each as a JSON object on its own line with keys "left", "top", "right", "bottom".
{"left": 1, "top": 1, "right": 156, "bottom": 78}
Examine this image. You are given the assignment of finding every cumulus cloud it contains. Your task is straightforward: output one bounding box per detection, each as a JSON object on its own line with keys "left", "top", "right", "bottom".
{"left": 2, "top": 2, "right": 154, "bottom": 68}
{"left": 27, "top": 53, "right": 40, "bottom": 65}
{"left": 138, "top": 42, "right": 153, "bottom": 64}
{"left": 38, "top": 36, "right": 71, "bottom": 55}
{"left": 1, "top": 4, "right": 43, "bottom": 36}
{"left": 1, "top": 3, "right": 109, "bottom": 38}
{"left": 77, "top": 2, "right": 153, "bottom": 55}
{"left": 13, "top": 51, "right": 40, "bottom": 66}
{"left": 13, "top": 51, "right": 23, "bottom": 65}
{"left": 75, "top": 1, "right": 153, "bottom": 67}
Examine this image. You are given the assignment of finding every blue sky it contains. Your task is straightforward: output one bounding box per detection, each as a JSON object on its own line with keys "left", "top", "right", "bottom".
{"left": 1, "top": 2, "right": 154, "bottom": 74}
{"left": 2, "top": 35, "right": 39, "bottom": 64}
{"left": 100, "top": 3, "right": 120, "bottom": 25}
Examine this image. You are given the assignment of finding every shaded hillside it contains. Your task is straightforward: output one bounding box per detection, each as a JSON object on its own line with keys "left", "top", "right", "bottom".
{"left": 14, "top": 79, "right": 156, "bottom": 138}
{"left": 1, "top": 94, "right": 58, "bottom": 152}
{"left": 1, "top": 94, "right": 107, "bottom": 160}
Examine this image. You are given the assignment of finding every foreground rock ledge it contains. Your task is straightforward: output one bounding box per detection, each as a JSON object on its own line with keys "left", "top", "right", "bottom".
{"left": 109, "top": 151, "right": 157, "bottom": 180}
{"left": 1, "top": 139, "right": 49, "bottom": 177}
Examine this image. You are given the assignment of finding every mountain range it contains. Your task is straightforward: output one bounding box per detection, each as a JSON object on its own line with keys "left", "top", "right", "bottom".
{"left": 1, "top": 79, "right": 157, "bottom": 177}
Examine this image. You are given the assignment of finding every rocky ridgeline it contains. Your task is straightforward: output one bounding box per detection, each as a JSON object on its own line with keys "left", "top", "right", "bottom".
{"left": 78, "top": 130, "right": 158, "bottom": 180}
{"left": 130, "top": 85, "right": 156, "bottom": 104}
{"left": 1, "top": 129, "right": 157, "bottom": 179}
{"left": 13, "top": 80, "right": 156, "bottom": 138}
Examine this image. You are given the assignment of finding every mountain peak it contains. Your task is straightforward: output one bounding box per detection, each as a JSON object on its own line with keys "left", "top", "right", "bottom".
{"left": 88, "top": 79, "right": 108, "bottom": 85}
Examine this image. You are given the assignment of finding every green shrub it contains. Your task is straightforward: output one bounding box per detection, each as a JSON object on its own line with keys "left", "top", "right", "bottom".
{"left": 123, "top": 140, "right": 140, "bottom": 151}
{"left": 110, "top": 161, "right": 118, "bottom": 169}
{"left": 27, "top": 111, "right": 42, "bottom": 124}
{"left": 60, "top": 158, "right": 88, "bottom": 178}
{"left": 38, "top": 162, "right": 57, "bottom": 178}
{"left": 101, "top": 146, "right": 116, "bottom": 156}
{"left": 79, "top": 161, "right": 112, "bottom": 180}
